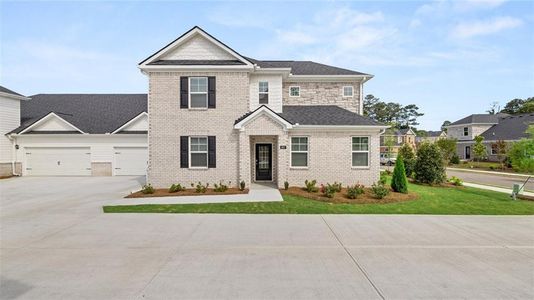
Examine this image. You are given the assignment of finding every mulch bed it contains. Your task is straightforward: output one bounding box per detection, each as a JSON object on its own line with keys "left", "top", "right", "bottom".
{"left": 281, "top": 187, "right": 417, "bottom": 204}
{"left": 126, "top": 188, "right": 249, "bottom": 198}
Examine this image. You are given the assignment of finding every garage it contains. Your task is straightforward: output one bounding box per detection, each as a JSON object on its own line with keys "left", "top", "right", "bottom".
{"left": 25, "top": 147, "right": 91, "bottom": 176}
{"left": 114, "top": 147, "right": 148, "bottom": 175}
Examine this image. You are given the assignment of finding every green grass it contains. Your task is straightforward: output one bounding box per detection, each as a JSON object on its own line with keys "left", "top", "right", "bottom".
{"left": 103, "top": 182, "right": 534, "bottom": 215}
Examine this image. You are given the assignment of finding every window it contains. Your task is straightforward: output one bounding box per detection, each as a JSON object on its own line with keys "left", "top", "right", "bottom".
{"left": 189, "top": 77, "right": 208, "bottom": 108}
{"left": 259, "top": 81, "right": 269, "bottom": 104}
{"left": 352, "top": 137, "right": 369, "bottom": 167}
{"left": 463, "top": 127, "right": 469, "bottom": 136}
{"left": 189, "top": 137, "right": 208, "bottom": 168}
{"left": 291, "top": 137, "right": 308, "bottom": 167}
{"left": 289, "top": 86, "right": 300, "bottom": 97}
{"left": 343, "top": 86, "right": 354, "bottom": 97}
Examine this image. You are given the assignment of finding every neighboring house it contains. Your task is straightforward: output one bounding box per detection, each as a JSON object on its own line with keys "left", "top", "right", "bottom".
{"left": 416, "top": 130, "right": 447, "bottom": 144}
{"left": 0, "top": 86, "right": 29, "bottom": 177}
{"left": 380, "top": 128, "right": 417, "bottom": 156}
{"left": 446, "top": 113, "right": 533, "bottom": 161}
{"left": 139, "top": 26, "right": 387, "bottom": 188}
{"left": 6, "top": 94, "right": 148, "bottom": 176}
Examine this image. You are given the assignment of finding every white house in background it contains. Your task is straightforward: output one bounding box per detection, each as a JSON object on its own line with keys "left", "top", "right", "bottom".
{"left": 6, "top": 94, "right": 148, "bottom": 176}
{"left": 0, "top": 86, "right": 29, "bottom": 177}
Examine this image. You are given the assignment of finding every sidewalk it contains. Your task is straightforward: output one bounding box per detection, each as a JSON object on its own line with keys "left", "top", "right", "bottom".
{"left": 463, "top": 182, "right": 534, "bottom": 198}
{"left": 107, "top": 182, "right": 283, "bottom": 206}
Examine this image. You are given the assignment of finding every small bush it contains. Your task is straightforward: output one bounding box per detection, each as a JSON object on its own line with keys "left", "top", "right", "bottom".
{"left": 398, "top": 143, "right": 416, "bottom": 177}
{"left": 489, "top": 165, "right": 495, "bottom": 170}
{"left": 391, "top": 156, "right": 408, "bottom": 194}
{"left": 284, "top": 181, "right": 289, "bottom": 190}
{"left": 448, "top": 176, "right": 463, "bottom": 186}
{"left": 239, "top": 180, "right": 246, "bottom": 191}
{"left": 214, "top": 181, "right": 229, "bottom": 192}
{"left": 191, "top": 182, "right": 209, "bottom": 193}
{"left": 379, "top": 173, "right": 388, "bottom": 185}
{"left": 168, "top": 183, "right": 186, "bottom": 193}
{"left": 414, "top": 142, "right": 446, "bottom": 185}
{"left": 141, "top": 184, "right": 155, "bottom": 194}
{"left": 331, "top": 182, "right": 342, "bottom": 192}
{"left": 304, "top": 179, "right": 319, "bottom": 193}
{"left": 347, "top": 184, "right": 365, "bottom": 199}
{"left": 371, "top": 183, "right": 390, "bottom": 199}
{"left": 450, "top": 153, "right": 460, "bottom": 165}
{"left": 323, "top": 183, "right": 337, "bottom": 198}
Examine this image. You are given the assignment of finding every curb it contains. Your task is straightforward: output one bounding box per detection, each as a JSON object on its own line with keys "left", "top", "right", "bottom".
{"left": 447, "top": 167, "right": 532, "bottom": 178}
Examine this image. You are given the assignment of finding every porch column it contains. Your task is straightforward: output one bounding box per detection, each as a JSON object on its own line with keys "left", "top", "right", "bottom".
{"left": 238, "top": 129, "right": 251, "bottom": 187}
{"left": 277, "top": 132, "right": 289, "bottom": 188}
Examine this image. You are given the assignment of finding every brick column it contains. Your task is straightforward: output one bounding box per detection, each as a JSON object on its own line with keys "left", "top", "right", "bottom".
{"left": 238, "top": 129, "right": 251, "bottom": 187}
{"left": 277, "top": 132, "right": 289, "bottom": 188}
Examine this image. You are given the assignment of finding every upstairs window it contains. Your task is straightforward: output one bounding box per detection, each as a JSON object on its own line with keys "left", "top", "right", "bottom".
{"left": 259, "top": 81, "right": 269, "bottom": 104}
{"left": 289, "top": 86, "right": 300, "bottom": 97}
{"left": 463, "top": 127, "right": 469, "bottom": 136}
{"left": 343, "top": 86, "right": 354, "bottom": 97}
{"left": 189, "top": 77, "right": 208, "bottom": 108}
{"left": 352, "top": 137, "right": 369, "bottom": 167}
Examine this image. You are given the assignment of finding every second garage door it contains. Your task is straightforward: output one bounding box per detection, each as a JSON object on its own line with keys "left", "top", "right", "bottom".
{"left": 25, "top": 147, "right": 91, "bottom": 176}
{"left": 114, "top": 147, "right": 148, "bottom": 175}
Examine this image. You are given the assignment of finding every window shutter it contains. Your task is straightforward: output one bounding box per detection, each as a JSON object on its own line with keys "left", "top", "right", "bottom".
{"left": 208, "top": 136, "right": 216, "bottom": 168}
{"left": 180, "top": 77, "right": 189, "bottom": 108}
{"left": 180, "top": 136, "right": 189, "bottom": 168}
{"left": 208, "top": 76, "right": 216, "bottom": 108}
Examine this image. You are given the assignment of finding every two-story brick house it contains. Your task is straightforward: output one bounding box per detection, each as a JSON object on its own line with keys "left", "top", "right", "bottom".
{"left": 139, "top": 27, "right": 387, "bottom": 188}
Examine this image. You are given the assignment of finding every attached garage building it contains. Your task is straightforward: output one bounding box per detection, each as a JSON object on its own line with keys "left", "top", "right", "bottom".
{"left": 7, "top": 94, "right": 148, "bottom": 176}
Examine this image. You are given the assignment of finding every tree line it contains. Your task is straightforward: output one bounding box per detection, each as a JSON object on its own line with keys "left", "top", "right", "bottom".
{"left": 363, "top": 94, "right": 424, "bottom": 129}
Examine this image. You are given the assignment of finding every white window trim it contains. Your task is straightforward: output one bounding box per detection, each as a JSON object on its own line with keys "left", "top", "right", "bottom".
{"left": 189, "top": 77, "right": 208, "bottom": 109}
{"left": 290, "top": 136, "right": 309, "bottom": 169}
{"left": 189, "top": 136, "right": 208, "bottom": 169}
{"left": 289, "top": 86, "right": 300, "bottom": 97}
{"left": 463, "top": 127, "right": 469, "bottom": 136}
{"left": 259, "top": 81, "right": 269, "bottom": 104}
{"left": 352, "top": 136, "right": 370, "bottom": 169}
{"left": 342, "top": 85, "right": 354, "bottom": 98}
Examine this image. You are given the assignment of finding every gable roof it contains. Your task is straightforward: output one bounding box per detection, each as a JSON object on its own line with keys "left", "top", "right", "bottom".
{"left": 427, "top": 131, "right": 446, "bottom": 137}
{"left": 449, "top": 113, "right": 508, "bottom": 126}
{"left": 245, "top": 58, "right": 370, "bottom": 76}
{"left": 480, "top": 113, "right": 534, "bottom": 141}
{"left": 0, "top": 85, "right": 29, "bottom": 100}
{"left": 9, "top": 94, "right": 147, "bottom": 135}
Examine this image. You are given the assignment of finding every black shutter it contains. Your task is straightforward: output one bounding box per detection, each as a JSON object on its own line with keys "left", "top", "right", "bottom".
{"left": 180, "top": 77, "right": 188, "bottom": 108}
{"left": 208, "top": 136, "right": 216, "bottom": 168}
{"left": 208, "top": 76, "right": 216, "bottom": 108}
{"left": 180, "top": 136, "right": 188, "bottom": 168}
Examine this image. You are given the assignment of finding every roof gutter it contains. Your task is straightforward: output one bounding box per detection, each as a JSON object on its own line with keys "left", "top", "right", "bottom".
{"left": 0, "top": 91, "right": 30, "bottom": 101}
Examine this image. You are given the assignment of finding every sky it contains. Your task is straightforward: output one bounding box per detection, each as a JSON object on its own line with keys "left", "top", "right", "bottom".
{"left": 1, "top": 0, "right": 533, "bottom": 130}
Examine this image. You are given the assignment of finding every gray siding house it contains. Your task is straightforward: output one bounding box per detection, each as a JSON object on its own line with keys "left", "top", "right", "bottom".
{"left": 140, "top": 26, "right": 387, "bottom": 188}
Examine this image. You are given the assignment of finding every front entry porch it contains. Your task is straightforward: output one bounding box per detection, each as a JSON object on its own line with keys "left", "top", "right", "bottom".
{"left": 250, "top": 135, "right": 278, "bottom": 183}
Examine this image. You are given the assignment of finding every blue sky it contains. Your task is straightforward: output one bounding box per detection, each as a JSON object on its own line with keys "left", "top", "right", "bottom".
{"left": 1, "top": 0, "right": 533, "bottom": 130}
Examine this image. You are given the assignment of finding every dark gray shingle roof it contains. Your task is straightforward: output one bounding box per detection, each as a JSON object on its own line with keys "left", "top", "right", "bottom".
{"left": 427, "top": 131, "right": 445, "bottom": 137}
{"left": 245, "top": 57, "right": 369, "bottom": 76}
{"left": 450, "top": 113, "right": 508, "bottom": 126}
{"left": 11, "top": 94, "right": 147, "bottom": 134}
{"left": 480, "top": 113, "right": 534, "bottom": 141}
{"left": 235, "top": 105, "right": 383, "bottom": 126}
{"left": 0, "top": 85, "right": 25, "bottom": 97}
{"left": 148, "top": 60, "right": 245, "bottom": 66}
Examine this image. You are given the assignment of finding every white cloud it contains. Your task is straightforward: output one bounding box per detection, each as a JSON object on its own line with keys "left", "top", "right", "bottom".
{"left": 451, "top": 16, "right": 523, "bottom": 39}
{"left": 454, "top": 0, "right": 508, "bottom": 11}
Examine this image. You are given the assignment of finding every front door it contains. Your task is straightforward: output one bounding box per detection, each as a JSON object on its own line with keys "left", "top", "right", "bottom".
{"left": 255, "top": 144, "right": 272, "bottom": 181}
{"left": 465, "top": 146, "right": 471, "bottom": 160}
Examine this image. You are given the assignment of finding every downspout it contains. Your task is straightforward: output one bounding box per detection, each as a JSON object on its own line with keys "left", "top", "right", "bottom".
{"left": 7, "top": 134, "right": 20, "bottom": 176}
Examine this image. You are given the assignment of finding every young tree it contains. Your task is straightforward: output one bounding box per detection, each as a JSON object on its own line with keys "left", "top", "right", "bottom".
{"left": 391, "top": 156, "right": 408, "bottom": 193}
{"left": 508, "top": 125, "right": 534, "bottom": 173}
{"left": 435, "top": 138, "right": 458, "bottom": 165}
{"left": 472, "top": 135, "right": 488, "bottom": 165}
{"left": 383, "top": 136, "right": 395, "bottom": 161}
{"left": 398, "top": 143, "right": 416, "bottom": 177}
{"left": 491, "top": 140, "right": 508, "bottom": 170}
{"left": 414, "top": 143, "right": 446, "bottom": 184}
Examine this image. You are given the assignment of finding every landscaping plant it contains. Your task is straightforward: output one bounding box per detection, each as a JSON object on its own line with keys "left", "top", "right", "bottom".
{"left": 331, "top": 182, "right": 342, "bottom": 192}
{"left": 304, "top": 179, "right": 319, "bottom": 192}
{"left": 379, "top": 172, "right": 388, "bottom": 185}
{"left": 450, "top": 153, "right": 460, "bottom": 165}
{"left": 347, "top": 184, "right": 365, "bottom": 199}
{"left": 398, "top": 143, "right": 416, "bottom": 177}
{"left": 508, "top": 125, "right": 534, "bottom": 174}
{"left": 239, "top": 180, "right": 246, "bottom": 191}
{"left": 473, "top": 135, "right": 488, "bottom": 166}
{"left": 323, "top": 183, "right": 337, "bottom": 198}
{"left": 448, "top": 176, "right": 463, "bottom": 186}
{"left": 371, "top": 182, "right": 390, "bottom": 199}
{"left": 391, "top": 156, "right": 408, "bottom": 193}
{"left": 192, "top": 182, "right": 209, "bottom": 193}
{"left": 214, "top": 181, "right": 229, "bottom": 192}
{"left": 168, "top": 183, "right": 186, "bottom": 193}
{"left": 141, "top": 184, "right": 155, "bottom": 194}
{"left": 414, "top": 142, "right": 446, "bottom": 184}
{"left": 436, "top": 138, "right": 457, "bottom": 165}
{"left": 492, "top": 140, "right": 508, "bottom": 170}
{"left": 284, "top": 181, "right": 289, "bottom": 190}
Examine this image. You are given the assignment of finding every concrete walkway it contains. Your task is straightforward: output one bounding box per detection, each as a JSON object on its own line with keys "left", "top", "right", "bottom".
{"left": 107, "top": 182, "right": 283, "bottom": 206}
{"left": 464, "top": 182, "right": 534, "bottom": 197}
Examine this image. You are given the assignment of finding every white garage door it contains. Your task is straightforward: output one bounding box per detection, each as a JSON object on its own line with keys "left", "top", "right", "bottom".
{"left": 25, "top": 147, "right": 91, "bottom": 176}
{"left": 114, "top": 147, "right": 148, "bottom": 175}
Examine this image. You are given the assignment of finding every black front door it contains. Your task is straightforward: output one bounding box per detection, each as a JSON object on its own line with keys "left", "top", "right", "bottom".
{"left": 255, "top": 144, "right": 272, "bottom": 181}
{"left": 465, "top": 146, "right": 471, "bottom": 160}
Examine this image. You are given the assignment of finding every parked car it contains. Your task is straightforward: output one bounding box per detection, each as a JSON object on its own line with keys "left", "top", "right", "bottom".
{"left": 380, "top": 153, "right": 397, "bottom": 166}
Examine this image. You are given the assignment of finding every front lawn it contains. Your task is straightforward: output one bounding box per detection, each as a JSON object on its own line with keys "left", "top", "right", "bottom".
{"left": 103, "top": 182, "right": 534, "bottom": 215}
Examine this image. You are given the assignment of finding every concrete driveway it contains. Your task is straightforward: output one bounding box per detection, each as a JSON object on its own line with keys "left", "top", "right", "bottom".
{"left": 1, "top": 177, "right": 533, "bottom": 299}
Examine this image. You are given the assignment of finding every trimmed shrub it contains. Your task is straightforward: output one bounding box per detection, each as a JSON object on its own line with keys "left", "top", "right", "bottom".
{"left": 331, "top": 182, "right": 342, "bottom": 192}
{"left": 239, "top": 180, "right": 246, "bottom": 191}
{"left": 323, "top": 183, "right": 337, "bottom": 198}
{"left": 371, "top": 183, "right": 390, "bottom": 199}
{"left": 448, "top": 176, "right": 463, "bottom": 186}
{"left": 214, "top": 181, "right": 229, "bottom": 192}
{"left": 379, "top": 173, "right": 388, "bottom": 185}
{"left": 391, "top": 156, "right": 408, "bottom": 193}
{"left": 414, "top": 142, "right": 446, "bottom": 184}
{"left": 450, "top": 153, "right": 460, "bottom": 165}
{"left": 398, "top": 143, "right": 416, "bottom": 177}
{"left": 347, "top": 184, "right": 365, "bottom": 199}
{"left": 284, "top": 181, "right": 289, "bottom": 190}
{"left": 168, "top": 183, "right": 186, "bottom": 193}
{"left": 191, "top": 182, "right": 209, "bottom": 193}
{"left": 304, "top": 179, "right": 319, "bottom": 193}
{"left": 141, "top": 184, "right": 155, "bottom": 194}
